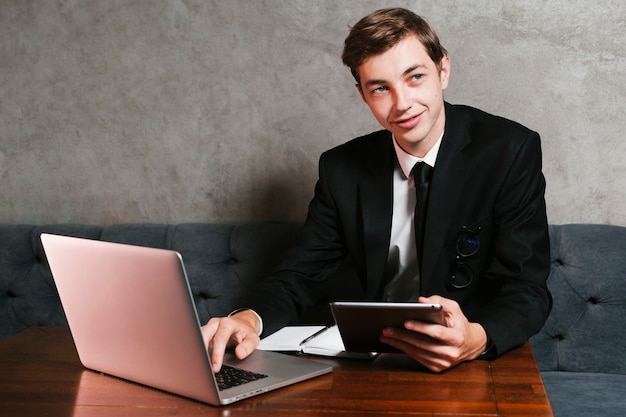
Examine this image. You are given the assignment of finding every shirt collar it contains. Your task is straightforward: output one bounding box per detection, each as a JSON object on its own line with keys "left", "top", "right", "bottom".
{"left": 392, "top": 131, "right": 444, "bottom": 179}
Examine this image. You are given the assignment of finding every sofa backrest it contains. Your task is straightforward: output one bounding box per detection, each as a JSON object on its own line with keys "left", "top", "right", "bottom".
{"left": 530, "top": 224, "right": 626, "bottom": 374}
{"left": 4, "top": 221, "right": 625, "bottom": 372}
{"left": 0, "top": 223, "right": 302, "bottom": 342}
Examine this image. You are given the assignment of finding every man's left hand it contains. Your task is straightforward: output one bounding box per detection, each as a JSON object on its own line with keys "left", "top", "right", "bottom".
{"left": 379, "top": 295, "right": 488, "bottom": 373}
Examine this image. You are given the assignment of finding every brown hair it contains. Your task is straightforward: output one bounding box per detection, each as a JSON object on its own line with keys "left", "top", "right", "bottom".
{"left": 342, "top": 8, "right": 448, "bottom": 83}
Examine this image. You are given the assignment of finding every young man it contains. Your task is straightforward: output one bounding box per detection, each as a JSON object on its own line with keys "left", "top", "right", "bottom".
{"left": 202, "top": 8, "right": 551, "bottom": 373}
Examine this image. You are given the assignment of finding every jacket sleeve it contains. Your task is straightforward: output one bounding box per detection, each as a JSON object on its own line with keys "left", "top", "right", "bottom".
{"left": 473, "top": 131, "right": 552, "bottom": 357}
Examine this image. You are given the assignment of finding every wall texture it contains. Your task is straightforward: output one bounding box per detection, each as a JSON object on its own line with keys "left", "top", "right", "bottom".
{"left": 1, "top": 0, "right": 624, "bottom": 226}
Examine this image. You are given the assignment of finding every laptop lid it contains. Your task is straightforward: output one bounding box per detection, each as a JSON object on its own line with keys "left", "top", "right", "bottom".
{"left": 40, "top": 233, "right": 331, "bottom": 405}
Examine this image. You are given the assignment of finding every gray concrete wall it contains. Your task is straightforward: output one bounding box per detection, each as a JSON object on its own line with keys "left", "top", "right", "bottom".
{"left": 1, "top": 0, "right": 624, "bottom": 226}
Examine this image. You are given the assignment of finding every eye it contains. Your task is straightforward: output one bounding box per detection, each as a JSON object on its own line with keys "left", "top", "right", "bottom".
{"left": 372, "top": 85, "right": 388, "bottom": 94}
{"left": 411, "top": 74, "right": 423, "bottom": 82}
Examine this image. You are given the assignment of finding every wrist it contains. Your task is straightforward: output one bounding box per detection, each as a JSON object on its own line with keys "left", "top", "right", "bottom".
{"left": 470, "top": 322, "right": 491, "bottom": 358}
{"left": 228, "top": 308, "right": 263, "bottom": 336}
{"left": 480, "top": 337, "right": 495, "bottom": 357}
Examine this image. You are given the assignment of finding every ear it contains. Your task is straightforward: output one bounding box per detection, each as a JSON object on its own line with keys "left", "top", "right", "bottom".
{"left": 439, "top": 56, "right": 451, "bottom": 89}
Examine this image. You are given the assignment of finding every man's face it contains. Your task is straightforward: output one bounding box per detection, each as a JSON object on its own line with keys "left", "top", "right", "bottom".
{"left": 356, "top": 35, "right": 450, "bottom": 158}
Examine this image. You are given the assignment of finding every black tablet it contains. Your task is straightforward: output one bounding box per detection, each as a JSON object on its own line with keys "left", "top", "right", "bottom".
{"left": 330, "top": 301, "right": 444, "bottom": 353}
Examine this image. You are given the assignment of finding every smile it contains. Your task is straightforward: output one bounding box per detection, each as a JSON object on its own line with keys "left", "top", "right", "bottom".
{"left": 393, "top": 111, "right": 423, "bottom": 130}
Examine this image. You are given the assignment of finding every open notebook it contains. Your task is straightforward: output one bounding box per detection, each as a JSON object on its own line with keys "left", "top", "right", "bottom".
{"left": 258, "top": 325, "right": 376, "bottom": 359}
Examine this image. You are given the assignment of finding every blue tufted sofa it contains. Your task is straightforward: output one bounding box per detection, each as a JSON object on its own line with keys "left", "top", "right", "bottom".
{"left": 1, "top": 222, "right": 625, "bottom": 416}
{"left": 529, "top": 223, "right": 626, "bottom": 417}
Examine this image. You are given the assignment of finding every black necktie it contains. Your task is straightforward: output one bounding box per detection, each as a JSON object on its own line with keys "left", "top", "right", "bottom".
{"left": 412, "top": 162, "right": 433, "bottom": 267}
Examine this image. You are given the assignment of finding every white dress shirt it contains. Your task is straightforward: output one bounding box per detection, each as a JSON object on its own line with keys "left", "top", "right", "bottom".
{"left": 383, "top": 133, "right": 443, "bottom": 301}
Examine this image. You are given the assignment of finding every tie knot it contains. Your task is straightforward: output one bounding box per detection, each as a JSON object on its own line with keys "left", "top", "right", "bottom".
{"left": 412, "top": 162, "right": 433, "bottom": 185}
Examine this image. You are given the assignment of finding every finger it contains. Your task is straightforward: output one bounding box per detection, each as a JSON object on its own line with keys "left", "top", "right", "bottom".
{"left": 234, "top": 334, "right": 260, "bottom": 360}
{"left": 209, "top": 323, "right": 238, "bottom": 373}
{"left": 419, "top": 295, "right": 443, "bottom": 304}
{"left": 382, "top": 326, "right": 437, "bottom": 349}
{"left": 419, "top": 295, "right": 456, "bottom": 313}
{"left": 419, "top": 295, "right": 459, "bottom": 328}
{"left": 379, "top": 333, "right": 441, "bottom": 370}
{"left": 380, "top": 333, "right": 455, "bottom": 373}
{"left": 200, "top": 317, "right": 220, "bottom": 348}
{"left": 404, "top": 319, "right": 449, "bottom": 341}
{"left": 203, "top": 317, "right": 240, "bottom": 373}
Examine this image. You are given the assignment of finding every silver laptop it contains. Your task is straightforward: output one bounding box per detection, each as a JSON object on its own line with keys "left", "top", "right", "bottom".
{"left": 40, "top": 233, "right": 332, "bottom": 406}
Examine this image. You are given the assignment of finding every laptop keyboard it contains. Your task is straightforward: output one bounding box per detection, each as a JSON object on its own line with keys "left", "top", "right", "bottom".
{"left": 215, "top": 364, "right": 269, "bottom": 391}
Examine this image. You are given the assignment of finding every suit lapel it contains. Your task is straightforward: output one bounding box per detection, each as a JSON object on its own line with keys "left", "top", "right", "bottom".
{"left": 421, "top": 104, "right": 472, "bottom": 292}
{"left": 358, "top": 132, "right": 395, "bottom": 298}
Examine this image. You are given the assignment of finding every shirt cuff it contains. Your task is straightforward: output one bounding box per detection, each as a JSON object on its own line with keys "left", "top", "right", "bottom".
{"left": 227, "top": 308, "right": 264, "bottom": 336}
{"left": 480, "top": 337, "right": 496, "bottom": 357}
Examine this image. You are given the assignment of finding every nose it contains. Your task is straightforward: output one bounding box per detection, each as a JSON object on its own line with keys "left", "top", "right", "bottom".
{"left": 393, "top": 87, "right": 412, "bottom": 112}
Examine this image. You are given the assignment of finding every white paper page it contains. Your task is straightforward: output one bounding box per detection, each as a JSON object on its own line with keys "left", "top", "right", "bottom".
{"left": 257, "top": 325, "right": 326, "bottom": 352}
{"left": 301, "top": 325, "right": 345, "bottom": 356}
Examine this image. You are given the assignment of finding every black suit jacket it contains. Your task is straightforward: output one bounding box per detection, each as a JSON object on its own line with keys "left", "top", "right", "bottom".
{"left": 246, "top": 103, "right": 551, "bottom": 356}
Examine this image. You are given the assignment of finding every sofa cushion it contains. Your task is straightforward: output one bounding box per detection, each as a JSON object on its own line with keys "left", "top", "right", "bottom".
{"left": 530, "top": 224, "right": 626, "bottom": 374}
{"left": 541, "top": 371, "right": 626, "bottom": 417}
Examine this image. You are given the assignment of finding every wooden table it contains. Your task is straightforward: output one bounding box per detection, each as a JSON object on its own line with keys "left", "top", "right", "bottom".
{"left": 0, "top": 327, "right": 552, "bottom": 416}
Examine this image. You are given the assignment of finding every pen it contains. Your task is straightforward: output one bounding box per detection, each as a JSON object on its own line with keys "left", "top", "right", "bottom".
{"left": 299, "top": 326, "right": 331, "bottom": 346}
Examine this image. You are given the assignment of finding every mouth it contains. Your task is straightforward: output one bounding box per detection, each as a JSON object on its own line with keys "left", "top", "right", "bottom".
{"left": 392, "top": 110, "right": 423, "bottom": 130}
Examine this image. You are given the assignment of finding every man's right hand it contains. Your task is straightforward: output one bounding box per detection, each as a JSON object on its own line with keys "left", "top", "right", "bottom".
{"left": 200, "top": 310, "right": 262, "bottom": 373}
